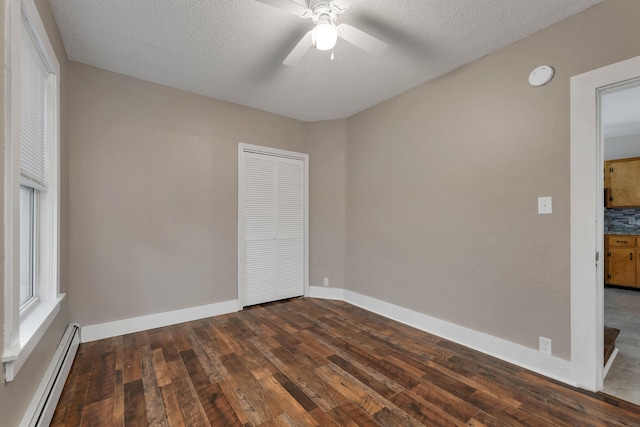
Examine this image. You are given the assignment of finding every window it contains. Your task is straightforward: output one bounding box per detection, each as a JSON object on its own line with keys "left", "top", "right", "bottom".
{"left": 3, "top": 0, "right": 63, "bottom": 382}
{"left": 20, "top": 186, "right": 36, "bottom": 310}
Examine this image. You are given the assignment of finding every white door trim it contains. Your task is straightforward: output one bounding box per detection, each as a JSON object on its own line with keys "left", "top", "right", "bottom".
{"left": 238, "top": 143, "right": 309, "bottom": 310}
{"left": 570, "top": 55, "right": 640, "bottom": 391}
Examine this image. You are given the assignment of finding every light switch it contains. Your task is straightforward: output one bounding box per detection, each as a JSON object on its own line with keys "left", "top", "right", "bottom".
{"left": 538, "top": 196, "right": 552, "bottom": 214}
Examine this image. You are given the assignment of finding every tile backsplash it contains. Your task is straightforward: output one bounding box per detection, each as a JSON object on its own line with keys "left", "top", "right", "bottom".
{"left": 604, "top": 208, "right": 640, "bottom": 233}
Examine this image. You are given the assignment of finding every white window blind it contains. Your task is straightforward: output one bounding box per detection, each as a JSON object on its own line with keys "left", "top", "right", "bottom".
{"left": 19, "top": 21, "right": 49, "bottom": 188}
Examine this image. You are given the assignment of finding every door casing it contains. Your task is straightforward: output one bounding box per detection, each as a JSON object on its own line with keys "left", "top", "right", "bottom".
{"left": 570, "top": 55, "right": 640, "bottom": 391}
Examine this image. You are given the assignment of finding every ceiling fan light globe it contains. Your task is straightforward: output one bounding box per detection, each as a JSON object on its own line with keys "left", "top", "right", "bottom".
{"left": 312, "top": 23, "right": 337, "bottom": 50}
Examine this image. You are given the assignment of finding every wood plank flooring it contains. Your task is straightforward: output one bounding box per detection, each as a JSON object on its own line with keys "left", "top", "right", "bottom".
{"left": 52, "top": 297, "right": 640, "bottom": 426}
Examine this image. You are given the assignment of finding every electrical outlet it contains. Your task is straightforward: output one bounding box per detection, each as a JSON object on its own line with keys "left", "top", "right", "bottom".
{"left": 630, "top": 217, "right": 636, "bottom": 225}
{"left": 323, "top": 277, "right": 329, "bottom": 287}
{"left": 539, "top": 337, "right": 552, "bottom": 355}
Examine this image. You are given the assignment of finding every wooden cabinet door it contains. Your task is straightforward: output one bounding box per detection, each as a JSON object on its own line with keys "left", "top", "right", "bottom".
{"left": 608, "top": 158, "right": 640, "bottom": 207}
{"left": 604, "top": 161, "right": 612, "bottom": 208}
{"left": 637, "top": 249, "right": 640, "bottom": 288}
{"left": 608, "top": 248, "right": 636, "bottom": 287}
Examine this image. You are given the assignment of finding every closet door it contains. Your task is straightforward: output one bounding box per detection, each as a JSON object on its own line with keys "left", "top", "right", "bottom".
{"left": 239, "top": 145, "right": 307, "bottom": 307}
{"left": 274, "top": 157, "right": 304, "bottom": 300}
{"left": 241, "top": 152, "right": 276, "bottom": 306}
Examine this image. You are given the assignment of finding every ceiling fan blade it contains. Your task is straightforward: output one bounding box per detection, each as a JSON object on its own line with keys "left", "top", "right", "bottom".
{"left": 253, "top": 0, "right": 309, "bottom": 17}
{"left": 283, "top": 30, "right": 313, "bottom": 65}
{"left": 337, "top": 24, "right": 387, "bottom": 56}
{"left": 332, "top": 0, "right": 355, "bottom": 12}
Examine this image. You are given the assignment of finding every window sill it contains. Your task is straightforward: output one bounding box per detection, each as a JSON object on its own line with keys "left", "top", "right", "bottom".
{"left": 3, "top": 294, "right": 65, "bottom": 382}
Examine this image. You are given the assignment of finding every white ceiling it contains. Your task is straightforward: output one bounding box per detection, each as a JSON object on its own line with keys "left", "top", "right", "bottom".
{"left": 49, "top": 0, "right": 604, "bottom": 122}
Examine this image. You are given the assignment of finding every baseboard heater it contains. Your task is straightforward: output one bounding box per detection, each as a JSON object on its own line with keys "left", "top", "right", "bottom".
{"left": 19, "top": 323, "right": 80, "bottom": 427}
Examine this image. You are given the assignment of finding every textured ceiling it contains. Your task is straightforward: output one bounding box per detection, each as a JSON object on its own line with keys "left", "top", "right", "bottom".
{"left": 49, "top": 0, "right": 604, "bottom": 122}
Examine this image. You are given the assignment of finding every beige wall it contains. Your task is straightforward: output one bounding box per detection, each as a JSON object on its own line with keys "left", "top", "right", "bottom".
{"left": 344, "top": 0, "right": 640, "bottom": 360}
{"left": 0, "top": 0, "right": 69, "bottom": 425}
{"left": 308, "top": 120, "right": 347, "bottom": 289}
{"left": 67, "top": 63, "right": 308, "bottom": 326}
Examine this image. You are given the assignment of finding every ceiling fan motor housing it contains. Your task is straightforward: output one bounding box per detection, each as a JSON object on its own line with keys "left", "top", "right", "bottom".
{"left": 261, "top": 0, "right": 386, "bottom": 65}
{"left": 309, "top": 0, "right": 345, "bottom": 26}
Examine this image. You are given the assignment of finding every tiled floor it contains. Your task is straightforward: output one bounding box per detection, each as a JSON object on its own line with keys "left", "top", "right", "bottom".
{"left": 603, "top": 287, "right": 640, "bottom": 405}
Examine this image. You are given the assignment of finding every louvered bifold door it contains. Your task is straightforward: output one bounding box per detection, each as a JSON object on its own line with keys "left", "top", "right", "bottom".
{"left": 274, "top": 157, "right": 305, "bottom": 300}
{"left": 242, "top": 153, "right": 276, "bottom": 306}
{"left": 241, "top": 152, "right": 305, "bottom": 306}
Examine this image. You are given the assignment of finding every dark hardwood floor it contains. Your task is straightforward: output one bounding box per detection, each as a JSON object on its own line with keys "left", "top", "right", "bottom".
{"left": 52, "top": 297, "right": 640, "bottom": 426}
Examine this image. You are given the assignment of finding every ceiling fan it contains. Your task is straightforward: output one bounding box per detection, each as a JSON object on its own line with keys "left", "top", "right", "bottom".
{"left": 255, "top": 0, "right": 387, "bottom": 65}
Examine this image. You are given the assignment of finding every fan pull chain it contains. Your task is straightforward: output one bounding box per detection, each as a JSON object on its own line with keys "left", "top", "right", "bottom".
{"left": 331, "top": 48, "right": 334, "bottom": 61}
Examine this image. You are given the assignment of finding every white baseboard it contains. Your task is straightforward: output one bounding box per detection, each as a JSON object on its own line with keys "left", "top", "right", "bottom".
{"left": 80, "top": 288, "right": 576, "bottom": 387}
{"left": 80, "top": 299, "right": 238, "bottom": 343}
{"left": 308, "top": 286, "right": 345, "bottom": 300}
{"left": 603, "top": 347, "right": 619, "bottom": 379}
{"left": 308, "top": 286, "right": 576, "bottom": 387}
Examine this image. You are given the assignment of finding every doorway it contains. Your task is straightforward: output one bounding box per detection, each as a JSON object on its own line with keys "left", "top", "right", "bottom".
{"left": 600, "top": 82, "right": 640, "bottom": 404}
{"left": 570, "top": 55, "right": 640, "bottom": 392}
{"left": 237, "top": 143, "right": 309, "bottom": 308}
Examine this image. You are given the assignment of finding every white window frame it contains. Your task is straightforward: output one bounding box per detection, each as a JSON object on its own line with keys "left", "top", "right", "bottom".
{"left": 2, "top": 0, "right": 63, "bottom": 382}
{"left": 19, "top": 184, "right": 38, "bottom": 315}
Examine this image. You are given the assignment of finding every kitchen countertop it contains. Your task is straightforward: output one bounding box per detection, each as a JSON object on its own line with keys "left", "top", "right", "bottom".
{"left": 605, "top": 230, "right": 640, "bottom": 236}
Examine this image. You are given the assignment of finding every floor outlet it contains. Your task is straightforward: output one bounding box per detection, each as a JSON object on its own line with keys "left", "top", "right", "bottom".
{"left": 539, "top": 337, "right": 552, "bottom": 355}
{"left": 323, "top": 277, "right": 329, "bottom": 287}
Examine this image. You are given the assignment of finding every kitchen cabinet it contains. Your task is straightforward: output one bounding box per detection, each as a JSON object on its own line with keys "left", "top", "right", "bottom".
{"left": 607, "top": 248, "right": 636, "bottom": 287}
{"left": 637, "top": 248, "right": 640, "bottom": 287}
{"left": 605, "top": 235, "right": 639, "bottom": 288}
{"left": 605, "top": 157, "right": 640, "bottom": 208}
